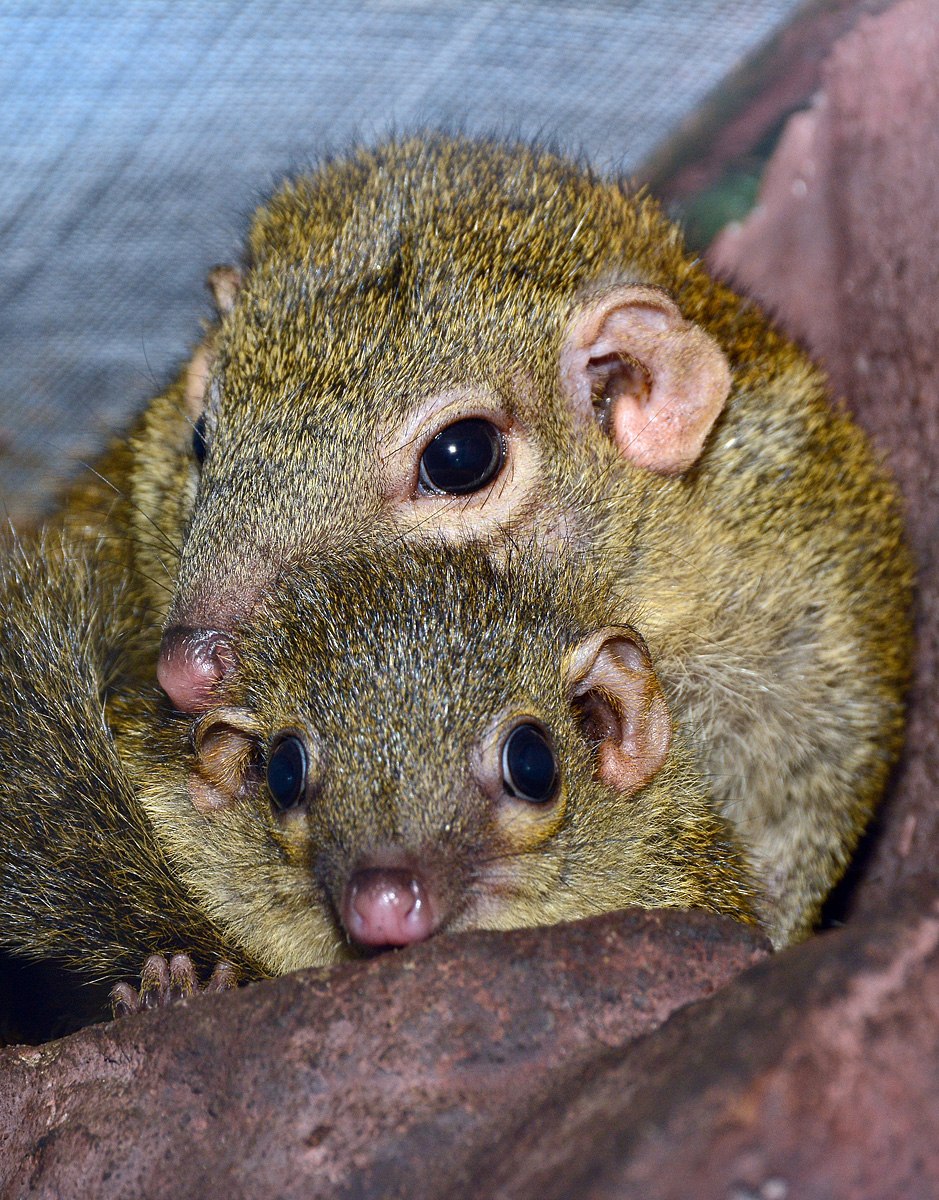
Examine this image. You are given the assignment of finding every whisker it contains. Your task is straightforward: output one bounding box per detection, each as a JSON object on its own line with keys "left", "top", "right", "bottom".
{"left": 72, "top": 460, "right": 182, "bottom": 577}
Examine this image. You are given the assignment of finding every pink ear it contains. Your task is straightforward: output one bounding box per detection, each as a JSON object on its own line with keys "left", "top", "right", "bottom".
{"left": 206, "top": 263, "right": 242, "bottom": 315}
{"left": 567, "top": 629, "right": 672, "bottom": 796}
{"left": 560, "top": 285, "right": 731, "bottom": 474}
{"left": 182, "top": 265, "right": 242, "bottom": 421}
{"left": 188, "top": 707, "right": 263, "bottom": 813}
{"left": 184, "top": 341, "right": 213, "bottom": 421}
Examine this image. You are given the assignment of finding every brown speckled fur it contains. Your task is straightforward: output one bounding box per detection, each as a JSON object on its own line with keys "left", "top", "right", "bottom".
{"left": 52, "top": 134, "right": 911, "bottom": 950}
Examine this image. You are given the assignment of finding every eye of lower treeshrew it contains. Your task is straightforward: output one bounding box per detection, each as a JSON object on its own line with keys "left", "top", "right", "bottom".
{"left": 501, "top": 722, "right": 560, "bottom": 804}
{"left": 266, "top": 734, "right": 308, "bottom": 812}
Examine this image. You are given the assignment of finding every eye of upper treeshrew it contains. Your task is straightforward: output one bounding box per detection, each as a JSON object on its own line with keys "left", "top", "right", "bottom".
{"left": 192, "top": 414, "right": 208, "bottom": 465}
{"left": 418, "top": 418, "right": 504, "bottom": 495}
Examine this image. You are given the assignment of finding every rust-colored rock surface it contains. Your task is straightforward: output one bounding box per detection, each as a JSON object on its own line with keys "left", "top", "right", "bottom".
{"left": 0, "top": 910, "right": 767, "bottom": 1199}
{"left": 483, "top": 899, "right": 939, "bottom": 1199}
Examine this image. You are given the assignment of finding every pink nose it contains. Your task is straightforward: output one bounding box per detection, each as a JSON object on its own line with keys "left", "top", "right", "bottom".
{"left": 342, "top": 868, "right": 438, "bottom": 948}
{"left": 157, "top": 627, "right": 235, "bottom": 712}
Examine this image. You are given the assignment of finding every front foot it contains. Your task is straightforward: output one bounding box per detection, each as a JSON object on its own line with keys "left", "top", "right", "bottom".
{"left": 110, "top": 954, "right": 239, "bottom": 1017}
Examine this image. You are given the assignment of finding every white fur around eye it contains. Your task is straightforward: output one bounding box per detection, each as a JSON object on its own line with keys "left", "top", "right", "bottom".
{"left": 380, "top": 387, "right": 540, "bottom": 539}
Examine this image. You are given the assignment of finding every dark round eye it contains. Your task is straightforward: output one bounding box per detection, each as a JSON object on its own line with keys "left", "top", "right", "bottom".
{"left": 418, "top": 418, "right": 504, "bottom": 495}
{"left": 266, "top": 734, "right": 307, "bottom": 812}
{"left": 501, "top": 723, "right": 559, "bottom": 804}
{"left": 192, "top": 414, "right": 208, "bottom": 465}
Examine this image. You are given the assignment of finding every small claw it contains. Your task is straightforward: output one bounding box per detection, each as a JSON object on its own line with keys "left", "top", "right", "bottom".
{"left": 139, "top": 954, "right": 172, "bottom": 1009}
{"left": 110, "top": 981, "right": 141, "bottom": 1018}
{"left": 169, "top": 953, "right": 198, "bottom": 1000}
{"left": 110, "top": 954, "right": 241, "bottom": 1019}
{"left": 206, "top": 961, "right": 239, "bottom": 993}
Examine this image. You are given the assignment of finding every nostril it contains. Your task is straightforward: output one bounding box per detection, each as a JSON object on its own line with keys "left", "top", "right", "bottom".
{"left": 342, "top": 867, "right": 438, "bottom": 949}
{"left": 157, "top": 626, "right": 235, "bottom": 713}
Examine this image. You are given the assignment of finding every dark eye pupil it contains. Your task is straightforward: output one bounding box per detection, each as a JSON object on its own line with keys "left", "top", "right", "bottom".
{"left": 502, "top": 723, "right": 559, "bottom": 804}
{"left": 267, "top": 735, "right": 307, "bottom": 811}
{"left": 419, "top": 418, "right": 503, "bottom": 495}
{"left": 192, "top": 414, "right": 208, "bottom": 465}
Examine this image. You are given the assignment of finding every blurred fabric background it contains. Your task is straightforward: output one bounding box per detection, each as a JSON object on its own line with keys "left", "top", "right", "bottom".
{"left": 0, "top": 0, "right": 805, "bottom": 520}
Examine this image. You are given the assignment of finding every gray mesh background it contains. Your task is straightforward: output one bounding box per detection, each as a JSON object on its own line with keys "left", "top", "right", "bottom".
{"left": 0, "top": 0, "right": 801, "bottom": 518}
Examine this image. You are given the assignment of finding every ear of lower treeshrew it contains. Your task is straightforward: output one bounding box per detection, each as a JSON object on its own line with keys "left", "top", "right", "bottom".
{"left": 567, "top": 628, "right": 672, "bottom": 796}
{"left": 559, "top": 284, "right": 731, "bottom": 474}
